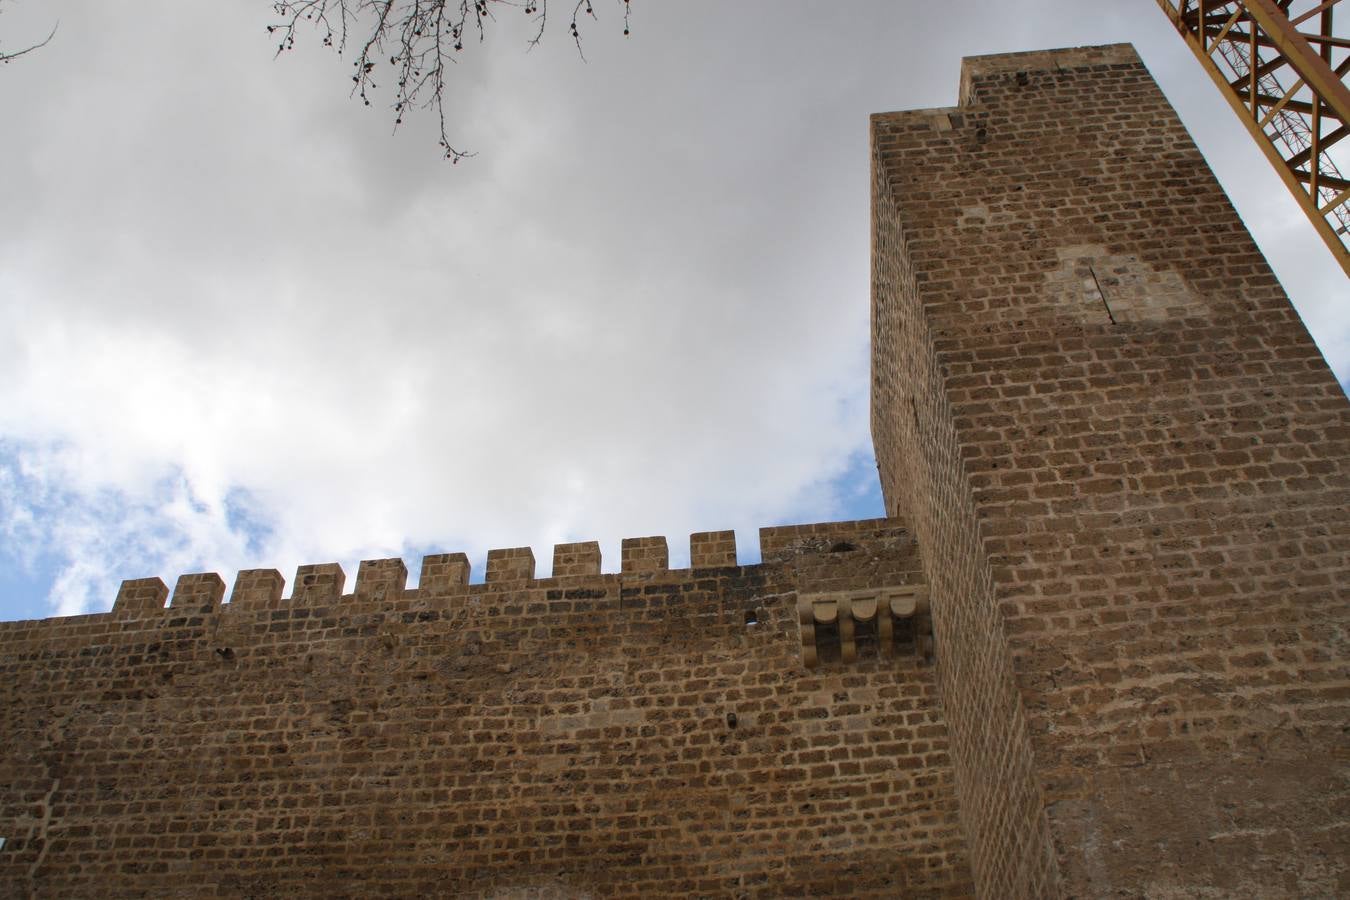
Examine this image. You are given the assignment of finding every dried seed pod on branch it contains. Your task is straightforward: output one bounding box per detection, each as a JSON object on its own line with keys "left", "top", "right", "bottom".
{"left": 269, "top": 0, "right": 632, "bottom": 162}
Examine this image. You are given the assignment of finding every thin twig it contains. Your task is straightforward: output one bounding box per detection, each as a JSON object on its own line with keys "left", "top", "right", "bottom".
{"left": 0, "top": 20, "right": 58, "bottom": 65}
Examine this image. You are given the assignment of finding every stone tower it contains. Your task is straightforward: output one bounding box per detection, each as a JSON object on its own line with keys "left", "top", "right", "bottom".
{"left": 872, "top": 43, "right": 1349, "bottom": 897}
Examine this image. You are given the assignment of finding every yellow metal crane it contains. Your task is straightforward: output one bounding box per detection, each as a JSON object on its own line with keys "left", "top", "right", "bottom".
{"left": 1157, "top": 0, "right": 1350, "bottom": 277}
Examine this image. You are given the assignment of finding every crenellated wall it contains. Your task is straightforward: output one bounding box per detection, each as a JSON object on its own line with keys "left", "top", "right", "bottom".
{"left": 0, "top": 519, "right": 974, "bottom": 898}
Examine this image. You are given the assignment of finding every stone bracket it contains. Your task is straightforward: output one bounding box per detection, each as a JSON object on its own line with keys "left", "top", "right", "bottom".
{"left": 797, "top": 585, "right": 932, "bottom": 668}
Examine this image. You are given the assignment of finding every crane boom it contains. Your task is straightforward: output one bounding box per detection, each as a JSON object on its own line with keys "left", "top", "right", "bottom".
{"left": 1157, "top": 0, "right": 1350, "bottom": 277}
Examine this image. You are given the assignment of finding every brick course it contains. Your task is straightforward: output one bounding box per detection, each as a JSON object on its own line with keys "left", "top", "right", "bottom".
{"left": 0, "top": 521, "right": 973, "bottom": 897}
{"left": 872, "top": 43, "right": 1350, "bottom": 898}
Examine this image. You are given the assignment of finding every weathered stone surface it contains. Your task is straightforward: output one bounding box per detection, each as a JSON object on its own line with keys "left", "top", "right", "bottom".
{"left": 872, "top": 42, "right": 1350, "bottom": 899}
{"left": 0, "top": 521, "right": 968, "bottom": 897}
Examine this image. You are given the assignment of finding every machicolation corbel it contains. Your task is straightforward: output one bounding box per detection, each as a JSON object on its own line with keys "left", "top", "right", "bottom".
{"left": 798, "top": 586, "right": 932, "bottom": 668}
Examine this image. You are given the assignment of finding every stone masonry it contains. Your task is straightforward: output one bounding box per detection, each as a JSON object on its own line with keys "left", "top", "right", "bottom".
{"left": 1, "top": 43, "right": 1348, "bottom": 898}
{"left": 873, "top": 44, "right": 1349, "bottom": 897}
{"left": 0, "top": 522, "right": 972, "bottom": 897}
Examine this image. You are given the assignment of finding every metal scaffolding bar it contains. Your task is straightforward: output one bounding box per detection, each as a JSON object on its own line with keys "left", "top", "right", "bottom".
{"left": 1158, "top": 0, "right": 1350, "bottom": 276}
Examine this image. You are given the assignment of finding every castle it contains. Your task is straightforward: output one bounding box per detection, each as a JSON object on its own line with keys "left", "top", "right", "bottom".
{"left": 2, "top": 44, "right": 1347, "bottom": 897}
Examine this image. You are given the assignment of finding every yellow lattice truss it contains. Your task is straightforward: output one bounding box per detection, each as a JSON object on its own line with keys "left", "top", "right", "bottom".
{"left": 1158, "top": 0, "right": 1350, "bottom": 276}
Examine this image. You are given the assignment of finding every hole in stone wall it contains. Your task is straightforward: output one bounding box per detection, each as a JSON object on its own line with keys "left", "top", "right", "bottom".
{"left": 829, "top": 542, "right": 858, "bottom": 553}
{"left": 744, "top": 609, "right": 759, "bottom": 627}
{"left": 726, "top": 712, "right": 738, "bottom": 729}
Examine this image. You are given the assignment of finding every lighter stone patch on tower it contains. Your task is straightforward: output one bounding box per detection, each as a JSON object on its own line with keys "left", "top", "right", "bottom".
{"left": 1046, "top": 244, "right": 1203, "bottom": 323}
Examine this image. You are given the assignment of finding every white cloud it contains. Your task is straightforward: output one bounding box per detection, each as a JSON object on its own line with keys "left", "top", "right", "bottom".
{"left": 0, "top": 1, "right": 1345, "bottom": 617}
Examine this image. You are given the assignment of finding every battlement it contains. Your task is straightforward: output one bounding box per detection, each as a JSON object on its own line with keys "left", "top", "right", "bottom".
{"left": 0, "top": 518, "right": 939, "bottom": 693}
{"left": 0, "top": 519, "right": 930, "bottom": 661}
{"left": 0, "top": 519, "right": 915, "bottom": 622}
{"left": 870, "top": 44, "right": 1142, "bottom": 128}
{"left": 957, "top": 42, "right": 1139, "bottom": 102}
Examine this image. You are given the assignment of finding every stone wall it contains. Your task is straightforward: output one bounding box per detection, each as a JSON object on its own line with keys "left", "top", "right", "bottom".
{"left": 872, "top": 44, "right": 1350, "bottom": 898}
{"left": 0, "top": 520, "right": 974, "bottom": 897}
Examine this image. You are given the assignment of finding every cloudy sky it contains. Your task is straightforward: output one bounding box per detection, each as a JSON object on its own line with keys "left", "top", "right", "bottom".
{"left": 1, "top": 1, "right": 1345, "bottom": 621}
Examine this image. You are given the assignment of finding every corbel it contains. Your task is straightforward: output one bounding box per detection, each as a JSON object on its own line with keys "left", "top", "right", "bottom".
{"left": 798, "top": 585, "right": 931, "bottom": 668}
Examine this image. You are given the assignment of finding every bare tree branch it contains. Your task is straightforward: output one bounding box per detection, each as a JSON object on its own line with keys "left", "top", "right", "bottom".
{"left": 270, "top": 0, "right": 632, "bottom": 163}
{"left": 0, "top": 1, "right": 57, "bottom": 65}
